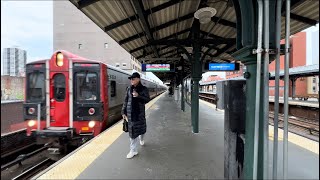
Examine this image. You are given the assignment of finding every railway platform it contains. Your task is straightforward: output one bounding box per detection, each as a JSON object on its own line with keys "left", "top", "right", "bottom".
{"left": 33, "top": 92, "right": 318, "bottom": 179}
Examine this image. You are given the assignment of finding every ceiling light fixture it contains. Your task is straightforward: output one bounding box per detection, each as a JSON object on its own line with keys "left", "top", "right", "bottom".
{"left": 194, "top": 7, "right": 217, "bottom": 24}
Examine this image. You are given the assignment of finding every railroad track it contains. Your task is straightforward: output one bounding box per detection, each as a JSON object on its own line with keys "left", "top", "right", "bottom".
{"left": 1, "top": 129, "right": 36, "bottom": 157}
{"left": 199, "top": 94, "right": 319, "bottom": 141}
{"left": 11, "top": 158, "right": 55, "bottom": 180}
{"left": 1, "top": 145, "right": 49, "bottom": 171}
{"left": 269, "top": 112, "right": 319, "bottom": 141}
{"left": 1, "top": 143, "right": 57, "bottom": 180}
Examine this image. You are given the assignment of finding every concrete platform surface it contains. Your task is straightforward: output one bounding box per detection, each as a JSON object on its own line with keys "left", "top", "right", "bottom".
{"left": 35, "top": 92, "right": 318, "bottom": 179}
{"left": 77, "top": 94, "right": 225, "bottom": 179}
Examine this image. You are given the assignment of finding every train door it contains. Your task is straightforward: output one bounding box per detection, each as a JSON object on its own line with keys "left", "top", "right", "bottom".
{"left": 49, "top": 72, "right": 69, "bottom": 127}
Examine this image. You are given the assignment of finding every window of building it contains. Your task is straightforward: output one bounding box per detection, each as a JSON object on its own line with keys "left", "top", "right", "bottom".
{"left": 122, "top": 63, "right": 127, "bottom": 67}
{"left": 78, "top": 44, "right": 82, "bottom": 49}
{"left": 104, "top": 43, "right": 108, "bottom": 49}
{"left": 115, "top": 63, "right": 120, "bottom": 67}
{"left": 313, "top": 78, "right": 316, "bottom": 83}
{"left": 313, "top": 86, "right": 316, "bottom": 92}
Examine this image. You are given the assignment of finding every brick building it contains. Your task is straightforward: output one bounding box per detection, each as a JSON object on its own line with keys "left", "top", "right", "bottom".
{"left": 269, "top": 32, "right": 308, "bottom": 97}
{"left": 226, "top": 31, "right": 317, "bottom": 97}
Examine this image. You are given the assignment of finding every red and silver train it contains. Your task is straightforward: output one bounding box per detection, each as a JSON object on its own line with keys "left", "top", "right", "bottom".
{"left": 24, "top": 50, "right": 166, "bottom": 149}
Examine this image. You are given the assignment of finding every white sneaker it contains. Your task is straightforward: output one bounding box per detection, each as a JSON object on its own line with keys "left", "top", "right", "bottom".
{"left": 126, "top": 151, "right": 138, "bottom": 159}
{"left": 139, "top": 135, "right": 145, "bottom": 146}
{"left": 140, "top": 140, "right": 145, "bottom": 146}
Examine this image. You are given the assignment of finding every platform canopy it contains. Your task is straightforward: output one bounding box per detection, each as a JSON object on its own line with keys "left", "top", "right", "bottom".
{"left": 69, "top": 0, "right": 319, "bottom": 81}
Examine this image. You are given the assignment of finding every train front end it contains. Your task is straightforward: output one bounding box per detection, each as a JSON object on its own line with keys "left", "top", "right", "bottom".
{"left": 23, "top": 51, "right": 105, "bottom": 148}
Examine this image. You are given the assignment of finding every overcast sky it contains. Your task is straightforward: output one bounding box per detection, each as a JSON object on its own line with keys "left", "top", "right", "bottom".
{"left": 1, "top": 1, "right": 53, "bottom": 64}
{"left": 1, "top": 1, "right": 318, "bottom": 81}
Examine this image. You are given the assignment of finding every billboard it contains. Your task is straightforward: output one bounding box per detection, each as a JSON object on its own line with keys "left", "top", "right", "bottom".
{"left": 142, "top": 64, "right": 174, "bottom": 72}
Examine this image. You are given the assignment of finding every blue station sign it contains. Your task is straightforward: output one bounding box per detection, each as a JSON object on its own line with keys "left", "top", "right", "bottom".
{"left": 208, "top": 63, "right": 240, "bottom": 71}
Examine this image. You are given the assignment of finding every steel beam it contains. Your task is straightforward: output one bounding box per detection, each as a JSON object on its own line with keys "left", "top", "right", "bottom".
{"left": 141, "top": 58, "right": 181, "bottom": 61}
{"left": 289, "top": 13, "right": 318, "bottom": 25}
{"left": 200, "top": 31, "right": 233, "bottom": 41}
{"left": 131, "top": 28, "right": 191, "bottom": 55}
{"left": 149, "top": 38, "right": 234, "bottom": 46}
{"left": 118, "top": 6, "right": 194, "bottom": 45}
{"left": 119, "top": 14, "right": 192, "bottom": 45}
{"left": 104, "top": 0, "right": 184, "bottom": 32}
{"left": 77, "top": 0, "right": 100, "bottom": 9}
{"left": 132, "top": 0, "right": 159, "bottom": 57}
{"left": 280, "top": 0, "right": 317, "bottom": 25}
{"left": 211, "top": 16, "right": 236, "bottom": 28}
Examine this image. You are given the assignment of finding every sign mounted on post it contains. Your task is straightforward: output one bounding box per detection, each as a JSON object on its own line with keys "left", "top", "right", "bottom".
{"left": 204, "top": 63, "right": 240, "bottom": 71}
{"left": 142, "top": 64, "right": 175, "bottom": 72}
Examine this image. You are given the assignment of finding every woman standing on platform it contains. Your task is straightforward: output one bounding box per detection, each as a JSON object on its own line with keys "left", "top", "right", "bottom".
{"left": 121, "top": 72, "right": 150, "bottom": 159}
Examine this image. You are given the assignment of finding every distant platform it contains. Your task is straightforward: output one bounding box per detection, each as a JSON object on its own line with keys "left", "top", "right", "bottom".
{"left": 1, "top": 100, "right": 24, "bottom": 104}
{"left": 269, "top": 96, "right": 319, "bottom": 108}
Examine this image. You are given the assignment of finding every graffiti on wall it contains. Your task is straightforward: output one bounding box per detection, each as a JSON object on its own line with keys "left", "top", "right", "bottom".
{"left": 1, "top": 76, "right": 25, "bottom": 100}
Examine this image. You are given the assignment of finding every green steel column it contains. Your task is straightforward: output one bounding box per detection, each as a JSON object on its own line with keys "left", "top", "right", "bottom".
{"left": 191, "top": 44, "right": 201, "bottom": 133}
{"left": 242, "top": 57, "right": 266, "bottom": 179}
{"left": 191, "top": 79, "right": 194, "bottom": 127}
{"left": 191, "top": 19, "right": 202, "bottom": 133}
{"left": 181, "top": 60, "right": 185, "bottom": 111}
{"left": 181, "top": 78, "right": 185, "bottom": 111}
{"left": 243, "top": 57, "right": 257, "bottom": 179}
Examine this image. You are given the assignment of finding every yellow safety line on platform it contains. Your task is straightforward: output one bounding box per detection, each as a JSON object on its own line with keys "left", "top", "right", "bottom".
{"left": 269, "top": 125, "right": 319, "bottom": 155}
{"left": 200, "top": 99, "right": 319, "bottom": 155}
{"left": 36, "top": 92, "right": 166, "bottom": 180}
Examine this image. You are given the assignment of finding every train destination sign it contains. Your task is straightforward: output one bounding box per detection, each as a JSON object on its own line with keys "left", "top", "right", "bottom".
{"left": 207, "top": 63, "right": 240, "bottom": 71}
{"left": 142, "top": 64, "right": 174, "bottom": 72}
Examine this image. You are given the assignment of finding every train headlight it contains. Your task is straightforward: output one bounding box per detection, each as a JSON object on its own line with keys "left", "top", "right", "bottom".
{"left": 56, "top": 52, "right": 64, "bottom": 67}
{"left": 88, "top": 108, "right": 95, "bottom": 115}
{"left": 88, "top": 121, "right": 96, "bottom": 128}
{"left": 28, "top": 108, "right": 35, "bottom": 115}
{"left": 28, "top": 120, "right": 36, "bottom": 127}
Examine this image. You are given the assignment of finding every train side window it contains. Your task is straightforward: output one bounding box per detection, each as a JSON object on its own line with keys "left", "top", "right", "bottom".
{"left": 53, "top": 73, "right": 66, "bottom": 101}
{"left": 111, "top": 81, "right": 116, "bottom": 97}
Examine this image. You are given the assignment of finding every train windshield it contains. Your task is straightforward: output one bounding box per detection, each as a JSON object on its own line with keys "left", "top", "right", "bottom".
{"left": 75, "top": 72, "right": 98, "bottom": 101}
{"left": 27, "top": 72, "right": 45, "bottom": 101}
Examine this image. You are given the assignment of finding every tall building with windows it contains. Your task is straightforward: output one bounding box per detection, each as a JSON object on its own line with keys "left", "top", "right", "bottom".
{"left": 2, "top": 47, "right": 27, "bottom": 77}
{"left": 53, "top": 1, "right": 141, "bottom": 73}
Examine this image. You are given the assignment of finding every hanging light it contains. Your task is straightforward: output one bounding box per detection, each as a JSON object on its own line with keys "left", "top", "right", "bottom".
{"left": 194, "top": 7, "right": 217, "bottom": 24}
